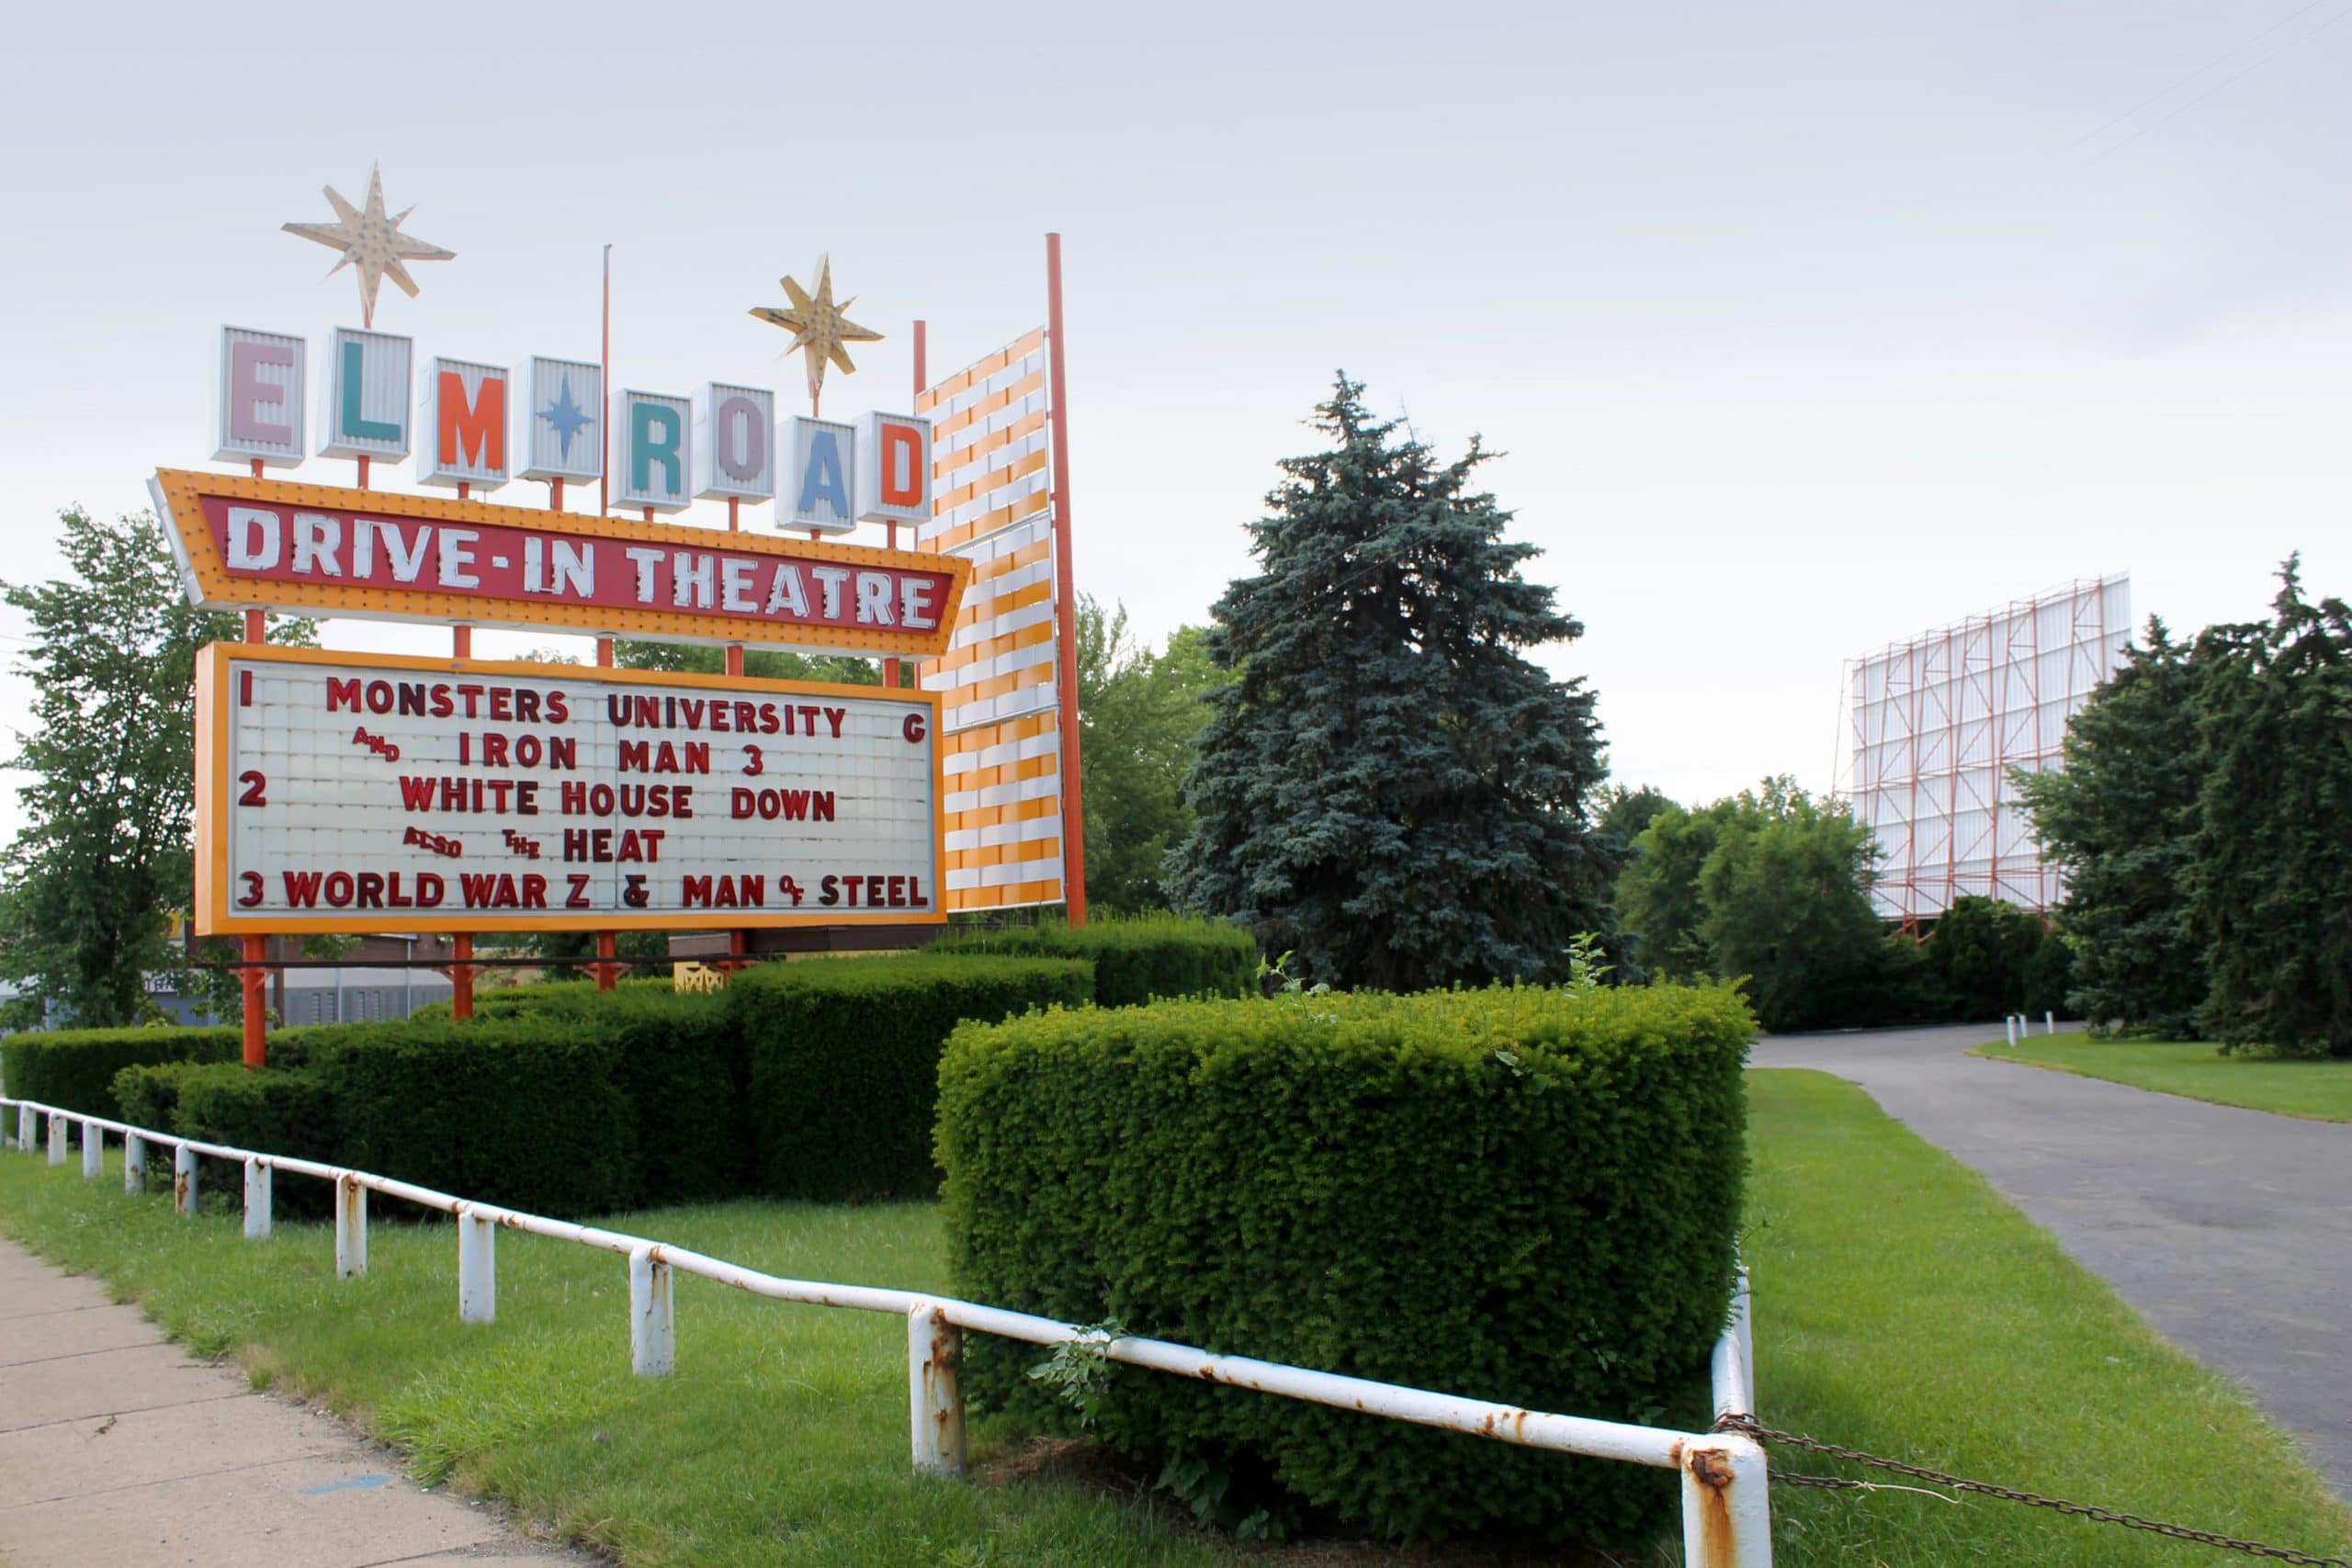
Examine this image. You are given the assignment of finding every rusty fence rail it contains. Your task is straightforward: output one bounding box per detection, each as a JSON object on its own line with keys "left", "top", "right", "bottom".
{"left": 3, "top": 1096, "right": 1769, "bottom": 1564}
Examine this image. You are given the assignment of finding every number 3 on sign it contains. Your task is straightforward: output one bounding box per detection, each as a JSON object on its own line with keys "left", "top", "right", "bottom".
{"left": 237, "top": 771, "right": 267, "bottom": 807}
{"left": 237, "top": 872, "right": 264, "bottom": 908}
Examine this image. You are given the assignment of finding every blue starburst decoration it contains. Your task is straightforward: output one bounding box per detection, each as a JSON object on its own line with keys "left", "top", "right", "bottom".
{"left": 538, "top": 376, "right": 595, "bottom": 460}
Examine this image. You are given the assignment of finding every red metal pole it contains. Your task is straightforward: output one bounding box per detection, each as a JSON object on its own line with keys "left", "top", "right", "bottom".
{"left": 601, "top": 244, "right": 612, "bottom": 517}
{"left": 452, "top": 935, "right": 473, "bottom": 1021}
{"left": 549, "top": 477, "right": 564, "bottom": 512}
{"left": 452, "top": 625, "right": 471, "bottom": 660}
{"left": 597, "top": 637, "right": 614, "bottom": 669}
{"left": 726, "top": 646, "right": 744, "bottom": 678}
{"left": 357, "top": 455, "right": 370, "bottom": 490}
{"left": 241, "top": 606, "right": 268, "bottom": 1067}
{"left": 596, "top": 931, "right": 616, "bottom": 993}
{"left": 1044, "top": 234, "right": 1088, "bottom": 925}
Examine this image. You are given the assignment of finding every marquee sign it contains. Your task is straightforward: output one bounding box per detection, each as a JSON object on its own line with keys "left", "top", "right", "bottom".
{"left": 194, "top": 646, "right": 945, "bottom": 936}
{"left": 151, "top": 470, "right": 968, "bottom": 660}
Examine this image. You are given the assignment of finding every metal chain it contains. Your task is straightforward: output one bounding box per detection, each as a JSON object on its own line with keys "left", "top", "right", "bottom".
{"left": 1712, "top": 1412, "right": 2352, "bottom": 1567}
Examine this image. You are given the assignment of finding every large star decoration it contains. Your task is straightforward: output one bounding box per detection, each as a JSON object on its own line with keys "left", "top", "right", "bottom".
{"left": 751, "top": 254, "right": 883, "bottom": 407}
{"left": 282, "top": 164, "right": 457, "bottom": 328}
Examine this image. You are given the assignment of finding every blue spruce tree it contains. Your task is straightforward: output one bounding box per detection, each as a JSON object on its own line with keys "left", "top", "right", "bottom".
{"left": 1168, "top": 377, "right": 1617, "bottom": 990}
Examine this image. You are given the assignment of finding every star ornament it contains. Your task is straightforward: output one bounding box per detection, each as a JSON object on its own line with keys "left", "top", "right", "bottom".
{"left": 750, "top": 254, "right": 884, "bottom": 406}
{"left": 282, "top": 164, "right": 457, "bottom": 328}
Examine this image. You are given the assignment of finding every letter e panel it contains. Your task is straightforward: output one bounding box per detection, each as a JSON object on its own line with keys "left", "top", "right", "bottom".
{"left": 195, "top": 645, "right": 946, "bottom": 935}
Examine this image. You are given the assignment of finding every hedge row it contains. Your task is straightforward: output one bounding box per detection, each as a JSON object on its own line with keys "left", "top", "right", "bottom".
{"left": 734, "top": 954, "right": 1092, "bottom": 1200}
{"left": 931, "top": 914, "right": 1257, "bottom": 1008}
{"left": 3, "top": 1026, "right": 239, "bottom": 1140}
{"left": 937, "top": 982, "right": 1755, "bottom": 1544}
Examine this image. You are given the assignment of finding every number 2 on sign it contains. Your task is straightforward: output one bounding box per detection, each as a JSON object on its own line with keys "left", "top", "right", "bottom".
{"left": 238, "top": 771, "right": 267, "bottom": 807}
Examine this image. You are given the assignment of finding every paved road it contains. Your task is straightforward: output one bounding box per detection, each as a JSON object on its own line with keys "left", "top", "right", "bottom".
{"left": 1754, "top": 1021, "right": 2352, "bottom": 1496}
{"left": 0, "top": 1235, "right": 590, "bottom": 1568}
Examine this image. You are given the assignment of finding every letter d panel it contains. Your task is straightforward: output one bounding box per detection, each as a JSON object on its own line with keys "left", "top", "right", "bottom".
{"left": 784, "top": 415, "right": 858, "bottom": 536}
{"left": 611, "top": 389, "right": 695, "bottom": 513}
{"left": 216, "top": 326, "right": 307, "bottom": 468}
{"left": 417, "top": 359, "right": 511, "bottom": 491}
{"left": 318, "top": 329, "right": 413, "bottom": 461}
{"left": 855, "top": 412, "right": 932, "bottom": 526}
{"left": 695, "top": 383, "right": 775, "bottom": 502}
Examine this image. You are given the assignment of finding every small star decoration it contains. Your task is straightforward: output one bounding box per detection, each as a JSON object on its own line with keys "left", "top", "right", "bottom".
{"left": 282, "top": 164, "right": 457, "bottom": 328}
{"left": 539, "top": 374, "right": 595, "bottom": 460}
{"left": 751, "top": 254, "right": 884, "bottom": 407}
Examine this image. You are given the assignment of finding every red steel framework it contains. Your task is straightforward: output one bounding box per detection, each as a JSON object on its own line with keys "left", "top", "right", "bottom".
{"left": 1837, "top": 575, "right": 2128, "bottom": 926}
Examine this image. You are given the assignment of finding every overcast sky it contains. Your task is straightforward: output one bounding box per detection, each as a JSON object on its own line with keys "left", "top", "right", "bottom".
{"left": 4, "top": 0, "right": 2350, "bottom": 834}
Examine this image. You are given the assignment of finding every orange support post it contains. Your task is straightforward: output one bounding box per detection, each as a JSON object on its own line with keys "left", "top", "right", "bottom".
{"left": 596, "top": 932, "right": 617, "bottom": 992}
{"left": 241, "top": 937, "right": 267, "bottom": 1068}
{"left": 452, "top": 935, "right": 474, "bottom": 1021}
{"left": 1045, "top": 233, "right": 1089, "bottom": 924}
{"left": 726, "top": 646, "right": 744, "bottom": 679}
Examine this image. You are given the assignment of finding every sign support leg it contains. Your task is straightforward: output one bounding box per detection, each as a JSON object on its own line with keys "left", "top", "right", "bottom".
{"left": 452, "top": 935, "right": 474, "bottom": 1021}
{"left": 597, "top": 931, "right": 617, "bottom": 993}
{"left": 241, "top": 937, "right": 268, "bottom": 1068}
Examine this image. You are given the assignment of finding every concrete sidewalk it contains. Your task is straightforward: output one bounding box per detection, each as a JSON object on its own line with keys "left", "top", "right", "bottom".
{"left": 0, "top": 1235, "right": 591, "bottom": 1568}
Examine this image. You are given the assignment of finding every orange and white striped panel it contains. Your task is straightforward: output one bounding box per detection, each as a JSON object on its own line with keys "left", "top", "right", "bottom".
{"left": 914, "top": 329, "right": 1064, "bottom": 910}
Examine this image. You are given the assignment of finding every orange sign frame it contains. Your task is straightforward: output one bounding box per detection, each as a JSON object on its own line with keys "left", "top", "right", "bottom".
{"left": 153, "top": 469, "right": 970, "bottom": 660}
{"left": 195, "top": 644, "right": 949, "bottom": 937}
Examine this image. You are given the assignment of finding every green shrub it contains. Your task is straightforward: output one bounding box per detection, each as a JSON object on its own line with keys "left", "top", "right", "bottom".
{"left": 407, "top": 976, "right": 672, "bottom": 1024}
{"left": 301, "top": 1020, "right": 634, "bottom": 1216}
{"left": 5, "top": 1027, "right": 239, "bottom": 1139}
{"left": 937, "top": 983, "right": 1754, "bottom": 1545}
{"left": 112, "top": 1060, "right": 343, "bottom": 1213}
{"left": 931, "top": 913, "right": 1257, "bottom": 1008}
{"left": 732, "top": 954, "right": 1092, "bottom": 1201}
{"left": 478, "top": 987, "right": 746, "bottom": 1204}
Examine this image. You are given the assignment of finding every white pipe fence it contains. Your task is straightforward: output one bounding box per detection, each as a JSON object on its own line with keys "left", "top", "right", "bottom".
{"left": 3, "top": 1096, "right": 1770, "bottom": 1564}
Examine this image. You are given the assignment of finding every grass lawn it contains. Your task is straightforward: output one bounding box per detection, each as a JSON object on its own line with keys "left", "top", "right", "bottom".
{"left": 4, "top": 1075, "right": 2349, "bottom": 1565}
{"left": 1970, "top": 1034, "right": 2352, "bottom": 1121}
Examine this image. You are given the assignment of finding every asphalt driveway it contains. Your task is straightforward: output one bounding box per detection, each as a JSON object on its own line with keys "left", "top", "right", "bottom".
{"left": 1752, "top": 1021, "right": 2352, "bottom": 1496}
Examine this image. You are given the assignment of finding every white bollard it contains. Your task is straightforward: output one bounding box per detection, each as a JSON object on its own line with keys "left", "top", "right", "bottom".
{"left": 1679, "top": 1433, "right": 1772, "bottom": 1568}
{"left": 334, "top": 1174, "right": 368, "bottom": 1278}
{"left": 174, "top": 1145, "right": 198, "bottom": 1216}
{"left": 2004, "top": 1016, "right": 2018, "bottom": 1048}
{"left": 907, "top": 1302, "right": 967, "bottom": 1477}
{"left": 47, "top": 1113, "right": 66, "bottom": 1166}
{"left": 629, "top": 1247, "right": 674, "bottom": 1377}
{"left": 458, "top": 1209, "right": 495, "bottom": 1325}
{"left": 81, "top": 1121, "right": 101, "bottom": 1179}
{"left": 123, "top": 1133, "right": 145, "bottom": 1193}
{"left": 2045, "top": 1010, "right": 2056, "bottom": 1036}
{"left": 243, "top": 1158, "right": 271, "bottom": 1240}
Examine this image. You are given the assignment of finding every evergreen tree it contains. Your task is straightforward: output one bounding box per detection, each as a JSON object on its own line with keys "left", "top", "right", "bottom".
{"left": 2015, "top": 618, "right": 2211, "bottom": 1036}
{"left": 1922, "top": 896, "right": 2045, "bottom": 1021}
{"left": 1167, "top": 376, "right": 1616, "bottom": 990}
{"left": 2186, "top": 562, "right": 2352, "bottom": 1055}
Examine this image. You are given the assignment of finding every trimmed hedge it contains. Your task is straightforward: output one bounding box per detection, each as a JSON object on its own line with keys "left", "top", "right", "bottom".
{"left": 480, "top": 987, "right": 746, "bottom": 1205}
{"left": 731, "top": 954, "right": 1093, "bottom": 1201}
{"left": 4, "top": 1027, "right": 240, "bottom": 1139}
{"left": 300, "top": 1020, "right": 635, "bottom": 1216}
{"left": 115, "top": 1060, "right": 342, "bottom": 1213}
{"left": 931, "top": 914, "right": 1258, "bottom": 1008}
{"left": 937, "top": 983, "right": 1754, "bottom": 1545}
{"left": 406, "top": 976, "right": 672, "bottom": 1023}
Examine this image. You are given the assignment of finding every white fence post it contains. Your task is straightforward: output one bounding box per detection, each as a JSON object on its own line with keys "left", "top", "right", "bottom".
{"left": 243, "top": 1158, "right": 271, "bottom": 1240}
{"left": 2004, "top": 1015, "right": 2018, "bottom": 1047}
{"left": 2045, "top": 1010, "right": 2056, "bottom": 1035}
{"left": 80, "top": 1121, "right": 101, "bottom": 1179}
{"left": 458, "top": 1208, "right": 495, "bottom": 1325}
{"left": 629, "top": 1247, "right": 673, "bottom": 1377}
{"left": 907, "top": 1301, "right": 967, "bottom": 1477}
{"left": 173, "top": 1144, "right": 198, "bottom": 1216}
{"left": 123, "top": 1133, "right": 145, "bottom": 1193}
{"left": 1679, "top": 1433, "right": 1771, "bottom": 1568}
{"left": 334, "top": 1173, "right": 368, "bottom": 1278}
{"left": 47, "top": 1112, "right": 66, "bottom": 1166}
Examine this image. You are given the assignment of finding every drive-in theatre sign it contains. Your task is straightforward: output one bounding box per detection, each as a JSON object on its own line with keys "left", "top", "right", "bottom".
{"left": 197, "top": 647, "right": 944, "bottom": 935}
